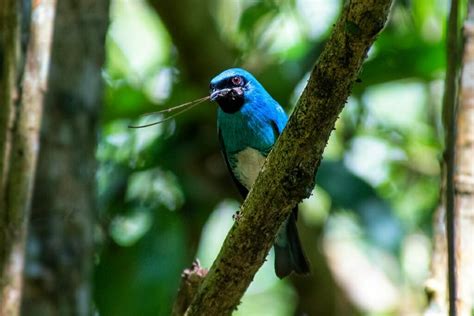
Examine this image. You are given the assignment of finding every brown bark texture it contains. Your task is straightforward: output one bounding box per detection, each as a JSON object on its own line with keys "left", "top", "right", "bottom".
{"left": 425, "top": 3, "right": 474, "bottom": 316}
{"left": 176, "top": 1, "right": 394, "bottom": 315}
{"left": 454, "top": 4, "right": 474, "bottom": 314}
{"left": 20, "top": 1, "right": 109, "bottom": 316}
{"left": 0, "top": 0, "right": 56, "bottom": 315}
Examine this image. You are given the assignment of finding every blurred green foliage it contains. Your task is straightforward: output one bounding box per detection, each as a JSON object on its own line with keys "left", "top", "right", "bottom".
{"left": 94, "top": 0, "right": 446, "bottom": 315}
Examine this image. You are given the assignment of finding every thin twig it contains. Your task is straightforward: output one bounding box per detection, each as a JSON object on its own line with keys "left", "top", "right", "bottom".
{"left": 443, "top": 0, "right": 460, "bottom": 315}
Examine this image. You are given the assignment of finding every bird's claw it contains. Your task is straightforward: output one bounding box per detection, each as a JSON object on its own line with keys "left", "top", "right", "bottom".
{"left": 232, "top": 210, "right": 242, "bottom": 221}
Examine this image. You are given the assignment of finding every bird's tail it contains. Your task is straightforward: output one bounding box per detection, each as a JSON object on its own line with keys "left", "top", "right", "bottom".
{"left": 274, "top": 207, "right": 310, "bottom": 279}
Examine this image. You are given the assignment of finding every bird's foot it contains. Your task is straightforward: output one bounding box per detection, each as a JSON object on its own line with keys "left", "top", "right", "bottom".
{"left": 232, "top": 210, "right": 242, "bottom": 221}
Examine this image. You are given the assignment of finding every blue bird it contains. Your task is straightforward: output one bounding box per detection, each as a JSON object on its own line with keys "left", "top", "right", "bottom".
{"left": 210, "top": 68, "right": 310, "bottom": 278}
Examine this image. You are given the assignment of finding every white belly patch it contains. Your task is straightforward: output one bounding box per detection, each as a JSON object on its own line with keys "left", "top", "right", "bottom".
{"left": 234, "top": 147, "right": 267, "bottom": 190}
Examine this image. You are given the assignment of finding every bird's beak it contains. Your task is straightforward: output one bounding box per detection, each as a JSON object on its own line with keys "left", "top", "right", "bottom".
{"left": 210, "top": 88, "right": 232, "bottom": 101}
{"left": 210, "top": 90, "right": 225, "bottom": 101}
{"left": 210, "top": 90, "right": 220, "bottom": 101}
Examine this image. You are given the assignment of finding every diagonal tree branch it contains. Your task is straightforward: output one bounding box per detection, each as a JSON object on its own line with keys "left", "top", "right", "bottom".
{"left": 182, "top": 1, "right": 394, "bottom": 315}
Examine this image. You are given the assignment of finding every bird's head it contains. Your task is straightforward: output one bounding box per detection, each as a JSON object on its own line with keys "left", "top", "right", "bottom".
{"left": 209, "top": 68, "right": 262, "bottom": 114}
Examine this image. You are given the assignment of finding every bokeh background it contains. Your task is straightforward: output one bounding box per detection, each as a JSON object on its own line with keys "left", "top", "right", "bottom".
{"left": 93, "top": 1, "right": 447, "bottom": 315}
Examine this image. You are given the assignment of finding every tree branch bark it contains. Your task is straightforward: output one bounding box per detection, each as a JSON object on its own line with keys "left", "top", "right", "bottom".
{"left": 180, "top": 1, "right": 394, "bottom": 315}
{"left": 0, "top": 1, "right": 56, "bottom": 314}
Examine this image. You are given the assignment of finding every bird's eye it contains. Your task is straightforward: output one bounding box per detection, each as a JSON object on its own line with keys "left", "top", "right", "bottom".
{"left": 231, "top": 76, "right": 243, "bottom": 86}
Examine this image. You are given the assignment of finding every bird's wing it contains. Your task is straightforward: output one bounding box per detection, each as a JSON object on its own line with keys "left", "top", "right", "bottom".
{"left": 217, "top": 117, "right": 283, "bottom": 200}
{"left": 218, "top": 128, "right": 249, "bottom": 199}
{"left": 270, "top": 119, "right": 282, "bottom": 138}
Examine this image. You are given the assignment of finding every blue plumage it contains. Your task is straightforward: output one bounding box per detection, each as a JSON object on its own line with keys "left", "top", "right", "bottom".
{"left": 214, "top": 69, "right": 286, "bottom": 154}
{"left": 210, "top": 68, "right": 310, "bottom": 278}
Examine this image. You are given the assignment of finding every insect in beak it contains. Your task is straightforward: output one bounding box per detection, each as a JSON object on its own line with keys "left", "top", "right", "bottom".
{"left": 128, "top": 95, "right": 211, "bottom": 129}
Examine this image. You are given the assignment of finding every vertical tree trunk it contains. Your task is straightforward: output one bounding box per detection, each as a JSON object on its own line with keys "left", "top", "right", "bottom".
{"left": 454, "top": 4, "right": 474, "bottom": 314}
{"left": 20, "top": 1, "right": 109, "bottom": 315}
{"left": 0, "top": 1, "right": 56, "bottom": 315}
{"left": 425, "top": 3, "right": 474, "bottom": 316}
